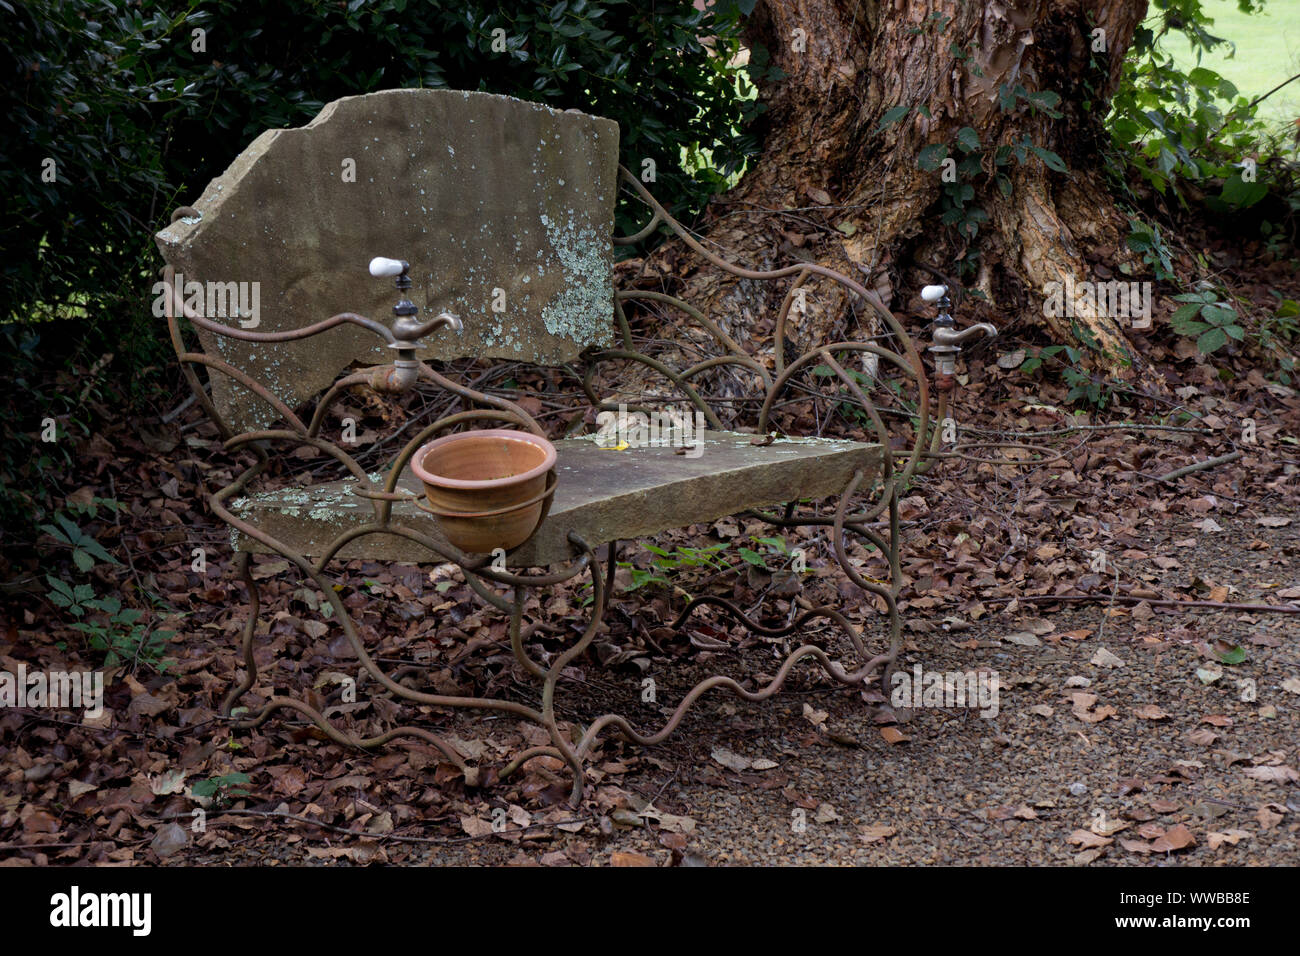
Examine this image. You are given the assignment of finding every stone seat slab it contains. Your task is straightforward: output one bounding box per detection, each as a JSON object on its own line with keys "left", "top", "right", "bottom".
{"left": 231, "top": 430, "right": 881, "bottom": 566}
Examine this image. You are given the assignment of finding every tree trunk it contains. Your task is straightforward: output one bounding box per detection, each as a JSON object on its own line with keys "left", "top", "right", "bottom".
{"left": 636, "top": 0, "right": 1150, "bottom": 376}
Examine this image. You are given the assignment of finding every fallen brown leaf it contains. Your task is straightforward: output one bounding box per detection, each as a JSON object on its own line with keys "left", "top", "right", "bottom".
{"left": 859, "top": 823, "right": 897, "bottom": 844}
{"left": 1243, "top": 765, "right": 1299, "bottom": 783}
{"left": 1120, "top": 838, "right": 1156, "bottom": 854}
{"left": 1207, "top": 829, "right": 1250, "bottom": 850}
{"left": 1067, "top": 829, "right": 1112, "bottom": 849}
{"left": 1150, "top": 823, "right": 1196, "bottom": 852}
{"left": 1255, "top": 805, "right": 1284, "bottom": 830}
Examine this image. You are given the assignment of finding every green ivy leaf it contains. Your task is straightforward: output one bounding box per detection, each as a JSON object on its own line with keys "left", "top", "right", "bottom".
{"left": 1218, "top": 173, "right": 1268, "bottom": 209}
{"left": 1196, "top": 326, "right": 1229, "bottom": 354}
{"left": 876, "top": 105, "right": 909, "bottom": 130}
{"left": 1200, "top": 304, "right": 1238, "bottom": 326}
{"left": 955, "top": 126, "right": 980, "bottom": 152}
{"left": 918, "top": 143, "right": 948, "bottom": 171}
{"left": 1028, "top": 145, "right": 1068, "bottom": 173}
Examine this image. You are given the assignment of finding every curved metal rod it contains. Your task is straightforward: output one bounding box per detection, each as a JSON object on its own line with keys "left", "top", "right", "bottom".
{"left": 306, "top": 521, "right": 454, "bottom": 574}
{"left": 498, "top": 745, "right": 567, "bottom": 778}
{"left": 508, "top": 587, "right": 548, "bottom": 679}
{"left": 220, "top": 552, "right": 261, "bottom": 717}
{"left": 611, "top": 203, "right": 664, "bottom": 245}
{"left": 209, "top": 480, "right": 553, "bottom": 722}
{"left": 759, "top": 342, "right": 928, "bottom": 495}
{"left": 416, "top": 363, "right": 547, "bottom": 438}
{"left": 539, "top": 533, "right": 608, "bottom": 802}
{"left": 612, "top": 296, "right": 635, "bottom": 349}
{"left": 162, "top": 263, "right": 234, "bottom": 440}
{"left": 178, "top": 351, "right": 309, "bottom": 435}
{"left": 464, "top": 569, "right": 517, "bottom": 614}
{"left": 213, "top": 518, "right": 470, "bottom": 771}
{"left": 581, "top": 350, "right": 725, "bottom": 430}
{"left": 678, "top": 353, "right": 773, "bottom": 395}
{"left": 612, "top": 173, "right": 930, "bottom": 454}
{"left": 759, "top": 341, "right": 921, "bottom": 435}
{"left": 773, "top": 267, "right": 812, "bottom": 378}
{"left": 382, "top": 523, "right": 594, "bottom": 588}
{"left": 575, "top": 644, "right": 892, "bottom": 755}
{"left": 568, "top": 468, "right": 901, "bottom": 760}
{"left": 222, "top": 429, "right": 381, "bottom": 522}
{"left": 161, "top": 255, "right": 396, "bottom": 346}
{"left": 494, "top": 533, "right": 610, "bottom": 802}
{"left": 307, "top": 371, "right": 373, "bottom": 438}
{"left": 615, "top": 167, "right": 929, "bottom": 384}
{"left": 915, "top": 388, "right": 950, "bottom": 475}
{"left": 233, "top": 695, "right": 468, "bottom": 769}
{"left": 823, "top": 352, "right": 895, "bottom": 469}
{"left": 833, "top": 469, "right": 902, "bottom": 683}
{"left": 672, "top": 594, "right": 871, "bottom": 660}
{"left": 186, "top": 309, "right": 396, "bottom": 346}
{"left": 615, "top": 166, "right": 931, "bottom": 488}
{"left": 834, "top": 492, "right": 900, "bottom": 603}
{"left": 759, "top": 354, "right": 903, "bottom": 523}
{"left": 615, "top": 289, "right": 748, "bottom": 358}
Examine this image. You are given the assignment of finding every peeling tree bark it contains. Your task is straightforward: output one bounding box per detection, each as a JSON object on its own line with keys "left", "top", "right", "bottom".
{"left": 634, "top": 0, "right": 1151, "bottom": 377}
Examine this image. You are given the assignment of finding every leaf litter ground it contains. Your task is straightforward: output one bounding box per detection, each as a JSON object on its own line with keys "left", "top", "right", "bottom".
{"left": 3, "top": 276, "right": 1299, "bottom": 866}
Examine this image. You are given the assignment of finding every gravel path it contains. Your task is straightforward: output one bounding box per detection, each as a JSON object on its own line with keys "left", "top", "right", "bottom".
{"left": 172, "top": 512, "right": 1297, "bottom": 867}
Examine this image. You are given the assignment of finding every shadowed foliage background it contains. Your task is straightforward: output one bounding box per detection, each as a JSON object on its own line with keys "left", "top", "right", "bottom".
{"left": 0, "top": 0, "right": 763, "bottom": 537}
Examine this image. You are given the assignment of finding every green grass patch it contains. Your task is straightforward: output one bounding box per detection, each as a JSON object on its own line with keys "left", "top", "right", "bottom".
{"left": 1154, "top": 0, "right": 1300, "bottom": 131}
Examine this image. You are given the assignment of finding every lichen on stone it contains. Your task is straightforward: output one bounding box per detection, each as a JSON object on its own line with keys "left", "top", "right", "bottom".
{"left": 538, "top": 211, "right": 611, "bottom": 345}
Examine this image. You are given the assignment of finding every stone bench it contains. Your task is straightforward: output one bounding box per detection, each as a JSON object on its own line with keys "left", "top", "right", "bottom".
{"left": 156, "top": 89, "right": 931, "bottom": 803}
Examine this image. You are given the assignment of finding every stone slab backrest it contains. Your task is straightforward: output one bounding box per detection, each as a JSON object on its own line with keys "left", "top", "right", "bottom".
{"left": 155, "top": 89, "right": 619, "bottom": 433}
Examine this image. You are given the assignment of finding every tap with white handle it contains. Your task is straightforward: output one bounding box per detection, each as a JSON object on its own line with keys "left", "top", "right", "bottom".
{"left": 369, "top": 256, "right": 463, "bottom": 342}
{"left": 369, "top": 256, "right": 408, "bottom": 278}
{"left": 922, "top": 281, "right": 996, "bottom": 382}
{"left": 365, "top": 257, "right": 462, "bottom": 394}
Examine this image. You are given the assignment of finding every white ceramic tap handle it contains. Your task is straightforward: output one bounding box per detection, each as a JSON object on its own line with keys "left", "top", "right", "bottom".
{"left": 921, "top": 284, "right": 947, "bottom": 302}
{"left": 369, "top": 257, "right": 407, "bottom": 278}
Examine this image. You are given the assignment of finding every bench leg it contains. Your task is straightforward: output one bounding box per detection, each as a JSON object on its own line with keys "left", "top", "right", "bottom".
{"left": 220, "top": 551, "right": 262, "bottom": 721}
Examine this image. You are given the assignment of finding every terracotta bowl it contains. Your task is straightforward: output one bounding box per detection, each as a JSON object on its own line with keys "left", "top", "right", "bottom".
{"left": 409, "top": 429, "right": 556, "bottom": 553}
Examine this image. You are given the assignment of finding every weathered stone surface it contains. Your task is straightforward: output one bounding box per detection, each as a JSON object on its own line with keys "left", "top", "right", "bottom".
{"left": 156, "top": 89, "right": 618, "bottom": 432}
{"left": 231, "top": 431, "right": 882, "bottom": 567}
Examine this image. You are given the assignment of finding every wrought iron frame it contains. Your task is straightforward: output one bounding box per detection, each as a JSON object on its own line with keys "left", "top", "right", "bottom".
{"left": 164, "top": 166, "right": 960, "bottom": 804}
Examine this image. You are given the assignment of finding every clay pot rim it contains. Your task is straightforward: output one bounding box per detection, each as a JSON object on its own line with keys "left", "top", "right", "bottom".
{"left": 410, "top": 429, "right": 556, "bottom": 491}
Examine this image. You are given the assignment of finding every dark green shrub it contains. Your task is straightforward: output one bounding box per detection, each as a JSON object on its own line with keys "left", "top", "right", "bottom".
{"left": 1, "top": 0, "right": 762, "bottom": 326}
{"left": 1107, "top": 0, "right": 1300, "bottom": 245}
{"left": 0, "top": 0, "right": 764, "bottom": 554}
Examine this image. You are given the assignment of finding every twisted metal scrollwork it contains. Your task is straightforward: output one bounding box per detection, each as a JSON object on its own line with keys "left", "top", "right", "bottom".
{"left": 164, "top": 167, "right": 944, "bottom": 803}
